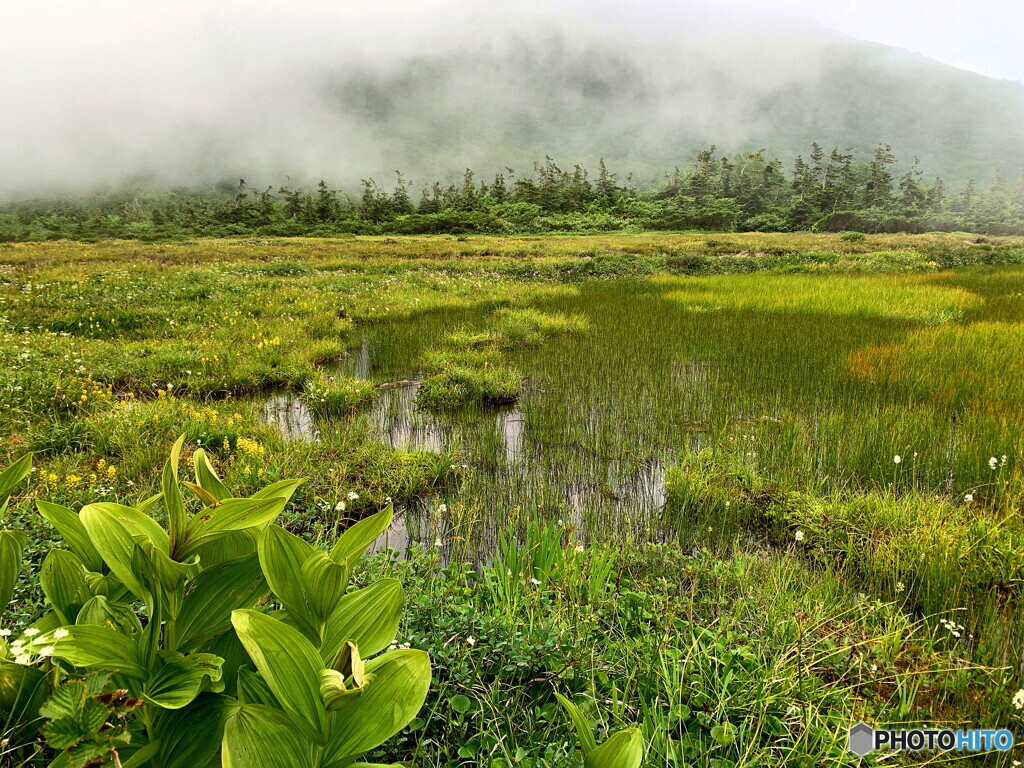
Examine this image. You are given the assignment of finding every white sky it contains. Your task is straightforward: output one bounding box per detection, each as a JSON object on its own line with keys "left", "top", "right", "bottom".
{"left": 781, "top": 0, "right": 1023, "bottom": 82}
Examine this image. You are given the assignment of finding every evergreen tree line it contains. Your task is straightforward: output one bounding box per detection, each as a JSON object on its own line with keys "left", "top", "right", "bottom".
{"left": 2, "top": 144, "right": 1023, "bottom": 241}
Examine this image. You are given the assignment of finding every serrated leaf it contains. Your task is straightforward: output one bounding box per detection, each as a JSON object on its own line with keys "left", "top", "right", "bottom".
{"left": 41, "top": 715, "right": 87, "bottom": 750}
{"left": 39, "top": 681, "right": 87, "bottom": 720}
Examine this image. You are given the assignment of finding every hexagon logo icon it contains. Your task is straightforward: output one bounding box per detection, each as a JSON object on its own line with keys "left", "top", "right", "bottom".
{"left": 849, "top": 721, "right": 875, "bottom": 756}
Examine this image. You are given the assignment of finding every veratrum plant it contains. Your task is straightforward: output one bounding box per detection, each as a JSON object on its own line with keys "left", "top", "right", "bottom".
{"left": 555, "top": 693, "right": 645, "bottom": 768}
{"left": 4, "top": 437, "right": 429, "bottom": 767}
{"left": 0, "top": 454, "right": 50, "bottom": 746}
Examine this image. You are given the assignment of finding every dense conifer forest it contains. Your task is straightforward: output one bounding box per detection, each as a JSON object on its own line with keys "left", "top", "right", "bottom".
{"left": 4, "top": 144, "right": 1023, "bottom": 241}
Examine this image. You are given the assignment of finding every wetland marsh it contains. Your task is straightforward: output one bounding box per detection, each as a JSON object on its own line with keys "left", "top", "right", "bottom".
{"left": 3, "top": 232, "right": 1024, "bottom": 765}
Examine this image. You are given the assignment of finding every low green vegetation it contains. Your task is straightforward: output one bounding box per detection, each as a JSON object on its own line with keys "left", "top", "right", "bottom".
{"left": 2, "top": 232, "right": 1024, "bottom": 765}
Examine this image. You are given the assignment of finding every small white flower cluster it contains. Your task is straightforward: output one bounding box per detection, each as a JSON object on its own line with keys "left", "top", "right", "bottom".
{"left": 939, "top": 617, "right": 965, "bottom": 639}
{"left": 1012, "top": 688, "right": 1024, "bottom": 711}
{"left": 387, "top": 640, "right": 413, "bottom": 651}
{"left": 794, "top": 530, "right": 805, "bottom": 542}
{"left": 989, "top": 455, "right": 1008, "bottom": 470}
{"left": 893, "top": 455, "right": 902, "bottom": 464}
{"left": 3, "top": 626, "right": 68, "bottom": 666}
{"left": 964, "top": 493, "right": 974, "bottom": 503}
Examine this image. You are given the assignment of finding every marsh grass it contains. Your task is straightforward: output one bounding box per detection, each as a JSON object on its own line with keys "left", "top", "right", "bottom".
{"left": 4, "top": 234, "right": 1024, "bottom": 764}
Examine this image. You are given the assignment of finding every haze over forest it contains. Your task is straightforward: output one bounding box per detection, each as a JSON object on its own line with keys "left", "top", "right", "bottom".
{"left": 2, "top": 0, "right": 1023, "bottom": 198}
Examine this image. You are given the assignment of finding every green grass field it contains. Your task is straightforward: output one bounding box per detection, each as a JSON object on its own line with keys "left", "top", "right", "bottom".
{"left": 3, "top": 231, "right": 1024, "bottom": 766}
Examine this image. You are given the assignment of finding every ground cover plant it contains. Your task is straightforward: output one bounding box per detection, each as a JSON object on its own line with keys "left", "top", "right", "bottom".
{"left": 2, "top": 231, "right": 1024, "bottom": 765}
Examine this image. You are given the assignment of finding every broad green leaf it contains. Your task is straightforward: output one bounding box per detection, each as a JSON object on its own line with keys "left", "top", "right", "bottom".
{"left": 202, "top": 628, "right": 250, "bottom": 693}
{"left": 584, "top": 728, "right": 645, "bottom": 768}
{"left": 329, "top": 507, "right": 393, "bottom": 566}
{"left": 251, "top": 478, "right": 306, "bottom": 504}
{"left": 164, "top": 435, "right": 188, "bottom": 557}
{"left": 154, "top": 693, "right": 233, "bottom": 768}
{"left": 192, "top": 449, "right": 231, "bottom": 502}
{"left": 40, "top": 550, "right": 93, "bottom": 625}
{"left": 0, "top": 529, "right": 27, "bottom": 612}
{"left": 76, "top": 595, "right": 143, "bottom": 636}
{"left": 554, "top": 692, "right": 597, "bottom": 755}
{"left": 0, "top": 454, "right": 32, "bottom": 508}
{"left": 0, "top": 660, "right": 48, "bottom": 728}
{"left": 133, "top": 540, "right": 200, "bottom": 609}
{"left": 119, "top": 740, "right": 163, "bottom": 768}
{"left": 256, "top": 525, "right": 319, "bottom": 641}
{"left": 140, "top": 651, "right": 223, "bottom": 709}
{"left": 176, "top": 554, "right": 267, "bottom": 651}
{"left": 137, "top": 492, "right": 164, "bottom": 516}
{"left": 236, "top": 665, "right": 279, "bottom": 708}
{"left": 80, "top": 503, "right": 169, "bottom": 603}
{"left": 300, "top": 551, "right": 350, "bottom": 625}
{"left": 320, "top": 579, "right": 403, "bottom": 667}
{"left": 325, "top": 649, "right": 431, "bottom": 760}
{"left": 182, "top": 497, "right": 288, "bottom": 556}
{"left": 222, "top": 702, "right": 318, "bottom": 768}
{"left": 37, "top": 501, "right": 103, "bottom": 572}
{"left": 186, "top": 528, "right": 261, "bottom": 568}
{"left": 183, "top": 481, "right": 221, "bottom": 509}
{"left": 231, "top": 610, "right": 325, "bottom": 732}
{"left": 49, "top": 625, "right": 145, "bottom": 679}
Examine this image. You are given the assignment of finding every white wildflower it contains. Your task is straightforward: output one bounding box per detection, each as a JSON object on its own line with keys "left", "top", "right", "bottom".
{"left": 52, "top": 628, "right": 70, "bottom": 639}
{"left": 574, "top": 544, "right": 585, "bottom": 553}
{"left": 23, "top": 628, "right": 40, "bottom": 638}
{"left": 38, "top": 646, "right": 55, "bottom": 657}
{"left": 893, "top": 455, "right": 902, "bottom": 464}
{"left": 895, "top": 582, "right": 905, "bottom": 593}
{"left": 1013, "top": 689, "right": 1024, "bottom": 710}
{"left": 964, "top": 493, "right": 973, "bottom": 503}
{"left": 989, "top": 457, "right": 999, "bottom": 469}
{"left": 335, "top": 502, "right": 346, "bottom": 512}
{"left": 346, "top": 491, "right": 359, "bottom": 501}
{"left": 794, "top": 530, "right": 805, "bottom": 542}
{"left": 529, "top": 577, "right": 541, "bottom": 586}
{"left": 14, "top": 654, "right": 31, "bottom": 665}
{"left": 0, "top": 629, "right": 10, "bottom": 638}
{"left": 466, "top": 636, "right": 476, "bottom": 646}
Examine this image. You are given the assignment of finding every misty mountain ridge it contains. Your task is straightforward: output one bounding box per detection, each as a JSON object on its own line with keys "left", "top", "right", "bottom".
{"left": 2, "top": 9, "right": 1023, "bottom": 198}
